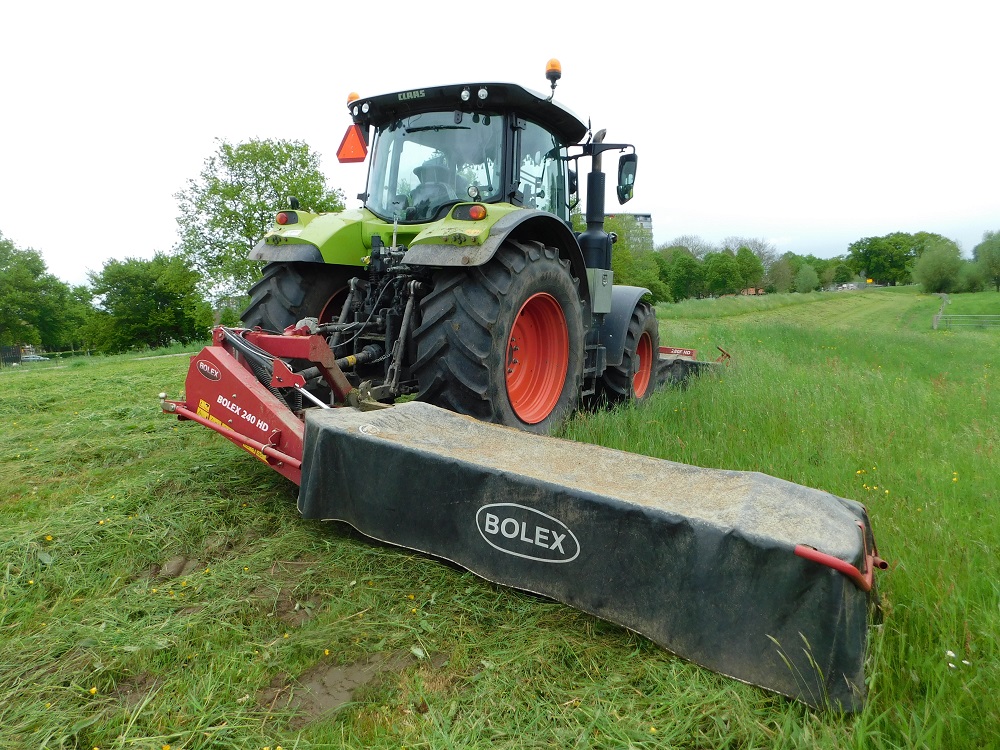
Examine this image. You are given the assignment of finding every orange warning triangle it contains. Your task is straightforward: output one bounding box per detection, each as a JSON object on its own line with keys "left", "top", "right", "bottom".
{"left": 337, "top": 124, "right": 367, "bottom": 163}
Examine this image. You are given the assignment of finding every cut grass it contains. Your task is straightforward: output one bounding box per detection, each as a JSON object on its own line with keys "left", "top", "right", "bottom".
{"left": 1, "top": 287, "right": 997, "bottom": 748}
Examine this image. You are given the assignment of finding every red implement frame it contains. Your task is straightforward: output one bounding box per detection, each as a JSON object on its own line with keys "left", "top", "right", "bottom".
{"left": 160, "top": 328, "right": 354, "bottom": 486}
{"left": 794, "top": 521, "right": 889, "bottom": 592}
{"left": 659, "top": 345, "right": 732, "bottom": 364}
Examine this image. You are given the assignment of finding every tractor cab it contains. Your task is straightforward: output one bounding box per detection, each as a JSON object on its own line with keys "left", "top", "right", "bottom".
{"left": 339, "top": 80, "right": 622, "bottom": 227}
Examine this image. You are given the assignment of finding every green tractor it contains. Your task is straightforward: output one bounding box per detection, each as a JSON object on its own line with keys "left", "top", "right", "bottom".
{"left": 243, "top": 60, "right": 656, "bottom": 433}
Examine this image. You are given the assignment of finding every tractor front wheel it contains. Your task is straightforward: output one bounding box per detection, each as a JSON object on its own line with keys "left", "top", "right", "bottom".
{"left": 413, "top": 239, "right": 584, "bottom": 434}
{"left": 596, "top": 300, "right": 660, "bottom": 404}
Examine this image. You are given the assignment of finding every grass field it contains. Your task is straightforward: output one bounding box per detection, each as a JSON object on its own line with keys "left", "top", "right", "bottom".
{"left": 2, "top": 287, "right": 997, "bottom": 749}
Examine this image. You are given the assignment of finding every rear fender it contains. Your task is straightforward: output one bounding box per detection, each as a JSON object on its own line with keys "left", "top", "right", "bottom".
{"left": 597, "top": 286, "right": 651, "bottom": 367}
{"left": 250, "top": 209, "right": 370, "bottom": 266}
{"left": 250, "top": 241, "right": 324, "bottom": 263}
{"left": 405, "top": 210, "right": 590, "bottom": 308}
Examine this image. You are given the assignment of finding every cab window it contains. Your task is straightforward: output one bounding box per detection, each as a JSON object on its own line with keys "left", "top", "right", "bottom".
{"left": 367, "top": 111, "right": 503, "bottom": 222}
{"left": 517, "top": 120, "right": 568, "bottom": 221}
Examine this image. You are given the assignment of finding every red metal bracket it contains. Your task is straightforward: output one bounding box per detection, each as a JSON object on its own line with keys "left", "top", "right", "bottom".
{"left": 271, "top": 358, "right": 306, "bottom": 389}
{"left": 240, "top": 329, "right": 355, "bottom": 401}
{"left": 794, "top": 522, "right": 888, "bottom": 592}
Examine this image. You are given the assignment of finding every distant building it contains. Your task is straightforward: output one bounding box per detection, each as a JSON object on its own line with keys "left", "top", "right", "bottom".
{"left": 606, "top": 213, "right": 652, "bottom": 232}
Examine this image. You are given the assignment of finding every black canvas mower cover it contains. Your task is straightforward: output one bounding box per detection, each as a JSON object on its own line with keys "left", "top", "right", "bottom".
{"left": 162, "top": 62, "right": 884, "bottom": 710}
{"left": 161, "top": 327, "right": 884, "bottom": 711}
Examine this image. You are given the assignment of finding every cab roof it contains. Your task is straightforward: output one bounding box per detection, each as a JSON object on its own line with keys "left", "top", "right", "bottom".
{"left": 349, "top": 82, "right": 588, "bottom": 146}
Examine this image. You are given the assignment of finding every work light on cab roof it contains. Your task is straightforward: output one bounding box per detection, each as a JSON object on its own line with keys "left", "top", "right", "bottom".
{"left": 336, "top": 58, "right": 568, "bottom": 165}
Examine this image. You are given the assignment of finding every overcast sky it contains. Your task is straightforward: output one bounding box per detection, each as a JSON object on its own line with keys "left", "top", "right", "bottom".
{"left": 2, "top": 1, "right": 997, "bottom": 287}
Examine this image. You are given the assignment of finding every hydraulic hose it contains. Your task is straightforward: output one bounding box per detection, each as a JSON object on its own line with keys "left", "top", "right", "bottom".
{"left": 221, "top": 328, "right": 283, "bottom": 400}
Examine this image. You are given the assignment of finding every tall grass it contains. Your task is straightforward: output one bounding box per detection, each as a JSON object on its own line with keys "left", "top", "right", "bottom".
{"left": 943, "top": 292, "right": 1000, "bottom": 315}
{"left": 1, "top": 287, "right": 996, "bottom": 748}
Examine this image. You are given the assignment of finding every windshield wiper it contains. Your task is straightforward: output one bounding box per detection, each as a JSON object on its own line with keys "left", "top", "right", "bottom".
{"left": 403, "top": 125, "right": 470, "bottom": 134}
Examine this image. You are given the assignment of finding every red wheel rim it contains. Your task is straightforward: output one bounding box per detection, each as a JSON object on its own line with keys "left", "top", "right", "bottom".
{"left": 317, "top": 286, "right": 350, "bottom": 324}
{"left": 505, "top": 293, "right": 569, "bottom": 424}
{"left": 633, "top": 331, "right": 654, "bottom": 398}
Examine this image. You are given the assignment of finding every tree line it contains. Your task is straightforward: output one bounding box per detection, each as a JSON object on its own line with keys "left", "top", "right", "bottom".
{"left": 600, "top": 220, "right": 1000, "bottom": 303}
{"left": 0, "top": 138, "right": 342, "bottom": 356}
{"left": 0, "top": 235, "right": 213, "bottom": 356}
{"left": 3, "top": 137, "right": 998, "bottom": 357}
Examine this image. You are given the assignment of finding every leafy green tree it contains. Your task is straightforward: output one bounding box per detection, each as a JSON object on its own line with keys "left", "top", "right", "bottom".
{"left": 832, "top": 263, "right": 854, "bottom": 284}
{"left": 0, "top": 233, "right": 41, "bottom": 346}
{"left": 611, "top": 249, "right": 669, "bottom": 303}
{"left": 912, "top": 239, "right": 962, "bottom": 293}
{"left": 174, "top": 138, "right": 345, "bottom": 299}
{"left": 735, "top": 246, "right": 765, "bottom": 290}
{"left": 703, "top": 251, "right": 741, "bottom": 296}
{"left": 957, "top": 261, "right": 986, "bottom": 293}
{"left": 847, "top": 232, "right": 919, "bottom": 285}
{"left": 973, "top": 231, "right": 1000, "bottom": 292}
{"left": 765, "top": 255, "right": 794, "bottom": 293}
{"left": 665, "top": 250, "right": 705, "bottom": 301}
{"left": 88, "top": 253, "right": 213, "bottom": 353}
{"left": 0, "top": 231, "right": 79, "bottom": 349}
{"left": 62, "top": 285, "right": 101, "bottom": 352}
{"left": 722, "top": 236, "right": 777, "bottom": 272}
{"left": 782, "top": 252, "right": 806, "bottom": 281}
{"left": 795, "top": 264, "right": 820, "bottom": 293}
{"left": 910, "top": 231, "right": 959, "bottom": 259}
{"left": 650, "top": 248, "right": 672, "bottom": 285}
{"left": 605, "top": 213, "right": 655, "bottom": 255}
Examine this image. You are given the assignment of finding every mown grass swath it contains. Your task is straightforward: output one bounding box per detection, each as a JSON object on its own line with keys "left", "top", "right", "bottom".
{"left": 1, "top": 287, "right": 996, "bottom": 749}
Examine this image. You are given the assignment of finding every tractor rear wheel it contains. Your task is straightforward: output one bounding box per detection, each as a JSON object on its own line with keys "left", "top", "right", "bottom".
{"left": 596, "top": 301, "right": 659, "bottom": 404}
{"left": 241, "top": 262, "right": 353, "bottom": 332}
{"left": 412, "top": 239, "right": 584, "bottom": 434}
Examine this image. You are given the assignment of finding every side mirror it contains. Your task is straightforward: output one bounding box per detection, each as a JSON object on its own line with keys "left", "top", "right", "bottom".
{"left": 617, "top": 153, "right": 637, "bottom": 204}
